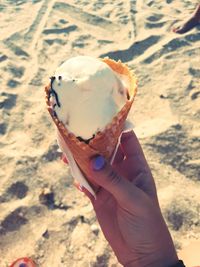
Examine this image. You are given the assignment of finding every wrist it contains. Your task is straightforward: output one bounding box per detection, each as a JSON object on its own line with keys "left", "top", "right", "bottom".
{"left": 124, "top": 253, "right": 178, "bottom": 267}
{"left": 124, "top": 235, "right": 178, "bottom": 267}
{"left": 125, "top": 260, "right": 185, "bottom": 267}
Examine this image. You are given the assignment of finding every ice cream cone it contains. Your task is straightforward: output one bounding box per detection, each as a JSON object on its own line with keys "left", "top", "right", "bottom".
{"left": 45, "top": 58, "right": 137, "bottom": 189}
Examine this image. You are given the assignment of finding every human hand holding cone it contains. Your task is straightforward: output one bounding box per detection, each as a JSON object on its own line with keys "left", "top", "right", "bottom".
{"left": 45, "top": 57, "right": 137, "bottom": 196}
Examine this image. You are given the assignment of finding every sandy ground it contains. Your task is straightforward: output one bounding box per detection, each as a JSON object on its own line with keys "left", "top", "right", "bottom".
{"left": 0, "top": 0, "right": 200, "bottom": 266}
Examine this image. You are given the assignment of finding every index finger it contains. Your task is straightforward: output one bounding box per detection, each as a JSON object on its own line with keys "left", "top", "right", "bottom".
{"left": 120, "top": 130, "right": 146, "bottom": 159}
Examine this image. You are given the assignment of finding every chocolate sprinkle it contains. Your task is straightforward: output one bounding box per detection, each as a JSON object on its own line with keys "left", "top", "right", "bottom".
{"left": 49, "top": 76, "right": 61, "bottom": 107}
{"left": 126, "top": 90, "right": 130, "bottom": 100}
{"left": 77, "top": 134, "right": 95, "bottom": 144}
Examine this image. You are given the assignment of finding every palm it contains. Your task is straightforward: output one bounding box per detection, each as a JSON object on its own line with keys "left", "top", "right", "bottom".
{"left": 89, "top": 136, "right": 160, "bottom": 264}
{"left": 80, "top": 131, "right": 178, "bottom": 267}
{"left": 93, "top": 190, "right": 135, "bottom": 264}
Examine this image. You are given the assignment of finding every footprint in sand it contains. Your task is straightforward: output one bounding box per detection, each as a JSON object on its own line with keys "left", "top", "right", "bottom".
{"left": 146, "top": 1, "right": 154, "bottom": 7}
{"left": 100, "top": 35, "right": 161, "bottom": 62}
{"left": 0, "top": 92, "right": 17, "bottom": 109}
{"left": 39, "top": 189, "right": 55, "bottom": 210}
{"left": 145, "top": 21, "right": 166, "bottom": 29}
{"left": 185, "top": 32, "right": 200, "bottom": 43}
{"left": 5, "top": 41, "right": 29, "bottom": 58}
{"left": 92, "top": 252, "right": 110, "bottom": 267}
{"left": 59, "top": 19, "right": 68, "bottom": 25}
{"left": 0, "top": 207, "right": 28, "bottom": 234}
{"left": 92, "top": 1, "right": 105, "bottom": 11}
{"left": 29, "top": 67, "right": 45, "bottom": 86}
{"left": 0, "top": 54, "right": 8, "bottom": 63}
{"left": 0, "top": 205, "right": 43, "bottom": 235}
{"left": 145, "top": 13, "right": 166, "bottom": 28}
{"left": 6, "top": 0, "right": 27, "bottom": 5}
{"left": 3, "top": 64, "right": 24, "bottom": 89}
{"left": 7, "top": 64, "right": 25, "bottom": 78}
{"left": 164, "top": 198, "right": 198, "bottom": 231}
{"left": 72, "top": 34, "right": 93, "bottom": 48}
{"left": 39, "top": 188, "right": 69, "bottom": 211}
{"left": 143, "top": 31, "right": 200, "bottom": 64}
{"left": 44, "top": 38, "right": 67, "bottom": 46}
{"left": 42, "top": 142, "right": 60, "bottom": 162}
{"left": 0, "top": 122, "right": 7, "bottom": 135}
{"left": 54, "top": 2, "right": 117, "bottom": 31}
{"left": 7, "top": 181, "right": 29, "bottom": 200}
{"left": 188, "top": 67, "right": 200, "bottom": 78}
{"left": 7, "top": 79, "right": 21, "bottom": 88}
{"left": 0, "top": 181, "right": 29, "bottom": 202}
{"left": 147, "top": 14, "right": 164, "bottom": 22}
{"left": 148, "top": 124, "right": 200, "bottom": 180}
{"left": 42, "top": 25, "right": 78, "bottom": 35}
{"left": 98, "top": 39, "right": 113, "bottom": 45}
{"left": 190, "top": 91, "right": 200, "bottom": 100}
{"left": 143, "top": 37, "right": 190, "bottom": 64}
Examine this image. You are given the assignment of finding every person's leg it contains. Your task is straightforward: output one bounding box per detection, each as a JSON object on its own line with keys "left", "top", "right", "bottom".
{"left": 173, "top": 3, "right": 200, "bottom": 34}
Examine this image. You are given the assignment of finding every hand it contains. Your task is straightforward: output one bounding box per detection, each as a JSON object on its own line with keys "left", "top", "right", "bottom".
{"left": 83, "top": 130, "right": 178, "bottom": 267}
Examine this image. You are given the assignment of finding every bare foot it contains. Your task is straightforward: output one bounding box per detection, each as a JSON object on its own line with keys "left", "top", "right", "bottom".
{"left": 173, "top": 16, "right": 200, "bottom": 34}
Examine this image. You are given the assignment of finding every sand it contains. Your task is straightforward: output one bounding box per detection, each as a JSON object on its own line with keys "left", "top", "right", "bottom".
{"left": 0, "top": 0, "right": 200, "bottom": 266}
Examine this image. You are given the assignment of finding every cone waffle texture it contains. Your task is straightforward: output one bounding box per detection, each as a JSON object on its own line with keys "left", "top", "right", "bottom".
{"left": 45, "top": 58, "right": 137, "bottom": 176}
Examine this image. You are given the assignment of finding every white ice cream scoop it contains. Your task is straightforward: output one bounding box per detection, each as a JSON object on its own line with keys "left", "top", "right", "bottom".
{"left": 50, "top": 56, "right": 128, "bottom": 140}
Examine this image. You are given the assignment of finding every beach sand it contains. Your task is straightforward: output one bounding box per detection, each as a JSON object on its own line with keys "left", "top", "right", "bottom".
{"left": 0, "top": 0, "right": 200, "bottom": 266}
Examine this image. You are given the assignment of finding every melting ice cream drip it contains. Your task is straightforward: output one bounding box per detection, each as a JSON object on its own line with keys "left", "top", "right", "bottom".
{"left": 49, "top": 76, "right": 61, "bottom": 108}
{"left": 77, "top": 134, "right": 96, "bottom": 144}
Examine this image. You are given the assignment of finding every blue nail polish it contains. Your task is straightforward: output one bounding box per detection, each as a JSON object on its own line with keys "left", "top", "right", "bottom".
{"left": 19, "top": 264, "right": 27, "bottom": 267}
{"left": 92, "top": 155, "right": 105, "bottom": 171}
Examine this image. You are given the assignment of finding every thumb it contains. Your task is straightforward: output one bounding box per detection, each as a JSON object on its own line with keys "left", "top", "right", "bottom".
{"left": 90, "top": 155, "right": 144, "bottom": 206}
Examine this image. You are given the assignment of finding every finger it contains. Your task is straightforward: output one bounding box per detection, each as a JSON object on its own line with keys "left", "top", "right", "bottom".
{"left": 113, "top": 130, "right": 138, "bottom": 165}
{"left": 119, "top": 131, "right": 154, "bottom": 187}
{"left": 112, "top": 143, "right": 124, "bottom": 165}
{"left": 120, "top": 130, "right": 145, "bottom": 159}
{"left": 119, "top": 132, "right": 158, "bottom": 203}
{"left": 73, "top": 181, "right": 98, "bottom": 202}
{"left": 121, "top": 130, "right": 150, "bottom": 173}
{"left": 132, "top": 171, "right": 157, "bottom": 201}
{"left": 82, "top": 186, "right": 96, "bottom": 202}
{"left": 89, "top": 155, "right": 143, "bottom": 205}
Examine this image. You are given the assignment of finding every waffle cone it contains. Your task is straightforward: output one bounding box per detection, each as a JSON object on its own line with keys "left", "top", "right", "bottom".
{"left": 45, "top": 58, "right": 137, "bottom": 182}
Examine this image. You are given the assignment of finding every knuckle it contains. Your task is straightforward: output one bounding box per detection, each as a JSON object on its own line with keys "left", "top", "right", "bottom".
{"left": 106, "top": 167, "right": 122, "bottom": 188}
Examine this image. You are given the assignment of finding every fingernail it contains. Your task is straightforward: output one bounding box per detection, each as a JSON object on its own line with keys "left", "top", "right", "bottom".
{"left": 91, "top": 155, "right": 106, "bottom": 171}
